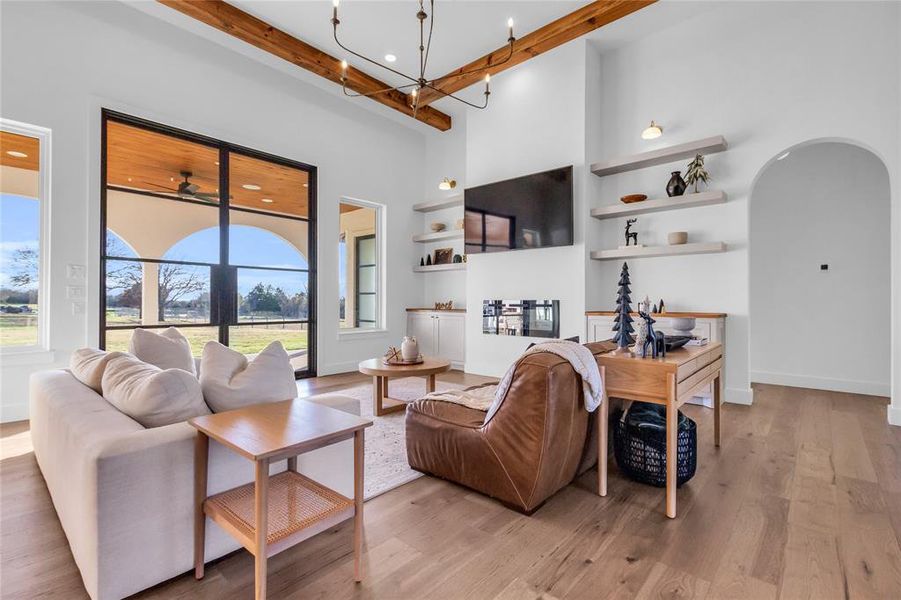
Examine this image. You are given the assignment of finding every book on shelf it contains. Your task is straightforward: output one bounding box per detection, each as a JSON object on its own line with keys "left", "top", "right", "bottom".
{"left": 686, "top": 337, "right": 708, "bottom": 346}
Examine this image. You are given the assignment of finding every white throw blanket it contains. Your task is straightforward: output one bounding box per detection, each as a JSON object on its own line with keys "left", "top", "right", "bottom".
{"left": 421, "top": 340, "right": 604, "bottom": 424}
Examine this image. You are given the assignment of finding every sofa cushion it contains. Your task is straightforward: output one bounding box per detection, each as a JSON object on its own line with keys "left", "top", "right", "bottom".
{"left": 101, "top": 354, "right": 209, "bottom": 428}
{"left": 129, "top": 327, "right": 196, "bottom": 375}
{"left": 69, "top": 348, "right": 128, "bottom": 393}
{"left": 199, "top": 341, "right": 297, "bottom": 413}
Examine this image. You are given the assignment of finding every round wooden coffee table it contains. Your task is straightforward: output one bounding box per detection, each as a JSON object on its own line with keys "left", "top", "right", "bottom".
{"left": 358, "top": 357, "right": 451, "bottom": 416}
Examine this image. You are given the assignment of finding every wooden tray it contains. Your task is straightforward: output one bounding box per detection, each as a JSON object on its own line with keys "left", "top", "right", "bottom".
{"left": 383, "top": 355, "right": 424, "bottom": 366}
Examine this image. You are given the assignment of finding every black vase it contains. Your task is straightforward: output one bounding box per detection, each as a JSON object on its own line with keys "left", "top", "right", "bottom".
{"left": 666, "top": 171, "right": 687, "bottom": 197}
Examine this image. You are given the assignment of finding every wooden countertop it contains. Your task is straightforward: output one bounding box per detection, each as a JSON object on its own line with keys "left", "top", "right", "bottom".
{"left": 406, "top": 308, "right": 466, "bottom": 313}
{"left": 586, "top": 311, "right": 727, "bottom": 319}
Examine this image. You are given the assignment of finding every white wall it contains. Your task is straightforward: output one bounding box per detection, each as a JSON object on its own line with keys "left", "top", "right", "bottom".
{"left": 584, "top": 1, "right": 900, "bottom": 406}
{"left": 420, "top": 122, "right": 467, "bottom": 308}
{"left": 750, "top": 142, "right": 891, "bottom": 395}
{"left": 0, "top": 1, "right": 427, "bottom": 419}
{"left": 463, "top": 41, "right": 588, "bottom": 377}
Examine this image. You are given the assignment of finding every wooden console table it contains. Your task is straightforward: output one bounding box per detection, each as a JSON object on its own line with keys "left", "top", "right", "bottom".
{"left": 596, "top": 343, "right": 723, "bottom": 518}
{"left": 190, "top": 399, "right": 372, "bottom": 599}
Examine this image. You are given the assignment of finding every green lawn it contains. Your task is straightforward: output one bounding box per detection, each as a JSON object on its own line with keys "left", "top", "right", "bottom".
{"left": 105, "top": 323, "right": 307, "bottom": 358}
{"left": 0, "top": 306, "right": 39, "bottom": 347}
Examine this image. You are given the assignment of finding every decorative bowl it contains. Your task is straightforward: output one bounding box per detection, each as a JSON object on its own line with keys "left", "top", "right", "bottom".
{"left": 430, "top": 222, "right": 446, "bottom": 232}
{"left": 669, "top": 317, "right": 696, "bottom": 333}
{"left": 667, "top": 231, "right": 688, "bottom": 245}
{"left": 620, "top": 194, "right": 647, "bottom": 204}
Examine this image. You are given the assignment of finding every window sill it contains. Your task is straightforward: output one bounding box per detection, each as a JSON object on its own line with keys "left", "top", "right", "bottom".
{"left": 0, "top": 348, "right": 57, "bottom": 367}
{"left": 337, "top": 328, "right": 388, "bottom": 341}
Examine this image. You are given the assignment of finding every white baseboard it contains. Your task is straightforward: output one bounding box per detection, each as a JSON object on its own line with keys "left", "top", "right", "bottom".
{"left": 317, "top": 361, "right": 362, "bottom": 376}
{"left": 750, "top": 371, "right": 890, "bottom": 398}
{"left": 725, "top": 387, "right": 754, "bottom": 406}
{"left": 888, "top": 405, "right": 901, "bottom": 427}
{"left": 1, "top": 402, "right": 29, "bottom": 424}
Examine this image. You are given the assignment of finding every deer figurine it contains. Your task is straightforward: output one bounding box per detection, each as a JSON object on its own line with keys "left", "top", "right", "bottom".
{"left": 638, "top": 308, "right": 666, "bottom": 358}
{"left": 625, "top": 218, "right": 638, "bottom": 247}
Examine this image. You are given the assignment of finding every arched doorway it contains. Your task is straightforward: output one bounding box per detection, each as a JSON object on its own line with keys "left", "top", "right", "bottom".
{"left": 749, "top": 140, "right": 891, "bottom": 396}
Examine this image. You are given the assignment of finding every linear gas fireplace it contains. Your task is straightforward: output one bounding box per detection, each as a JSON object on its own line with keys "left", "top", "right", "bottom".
{"left": 482, "top": 299, "right": 560, "bottom": 338}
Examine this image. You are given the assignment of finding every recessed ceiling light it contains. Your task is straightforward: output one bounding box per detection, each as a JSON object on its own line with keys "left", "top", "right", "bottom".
{"left": 261, "top": 198, "right": 274, "bottom": 203}
{"left": 384, "top": 53, "right": 397, "bottom": 63}
{"left": 242, "top": 184, "right": 261, "bottom": 191}
{"left": 127, "top": 177, "right": 133, "bottom": 182}
{"left": 6, "top": 150, "right": 28, "bottom": 158}
{"left": 776, "top": 151, "right": 791, "bottom": 161}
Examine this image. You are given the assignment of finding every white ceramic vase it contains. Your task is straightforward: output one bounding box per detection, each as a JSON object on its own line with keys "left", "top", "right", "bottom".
{"left": 401, "top": 336, "right": 419, "bottom": 361}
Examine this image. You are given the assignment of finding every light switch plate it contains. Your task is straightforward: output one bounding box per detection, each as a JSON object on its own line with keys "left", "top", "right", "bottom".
{"left": 66, "top": 285, "right": 85, "bottom": 300}
{"left": 67, "top": 264, "right": 86, "bottom": 280}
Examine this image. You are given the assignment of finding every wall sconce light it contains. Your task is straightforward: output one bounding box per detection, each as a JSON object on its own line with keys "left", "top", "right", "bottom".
{"left": 641, "top": 120, "right": 663, "bottom": 140}
{"left": 438, "top": 177, "right": 457, "bottom": 191}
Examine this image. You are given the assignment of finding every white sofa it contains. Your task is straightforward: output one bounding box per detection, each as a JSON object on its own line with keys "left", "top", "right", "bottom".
{"left": 29, "top": 369, "right": 358, "bottom": 600}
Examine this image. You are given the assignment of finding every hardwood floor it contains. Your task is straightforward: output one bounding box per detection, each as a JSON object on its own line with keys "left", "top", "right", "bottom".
{"left": 2, "top": 379, "right": 900, "bottom": 599}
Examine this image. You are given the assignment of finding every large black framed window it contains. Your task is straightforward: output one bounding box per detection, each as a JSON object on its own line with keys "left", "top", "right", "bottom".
{"left": 100, "top": 110, "right": 317, "bottom": 378}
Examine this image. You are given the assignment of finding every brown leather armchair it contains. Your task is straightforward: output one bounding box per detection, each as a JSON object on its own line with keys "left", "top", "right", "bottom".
{"left": 405, "top": 341, "right": 615, "bottom": 513}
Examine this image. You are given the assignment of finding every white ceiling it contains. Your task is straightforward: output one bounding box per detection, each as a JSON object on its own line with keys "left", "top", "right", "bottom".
{"left": 230, "top": 1, "right": 584, "bottom": 87}
{"left": 136, "top": 1, "right": 717, "bottom": 132}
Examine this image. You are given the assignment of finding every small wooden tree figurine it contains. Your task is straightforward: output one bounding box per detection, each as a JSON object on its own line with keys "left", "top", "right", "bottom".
{"left": 684, "top": 153, "right": 710, "bottom": 193}
{"left": 611, "top": 262, "right": 635, "bottom": 354}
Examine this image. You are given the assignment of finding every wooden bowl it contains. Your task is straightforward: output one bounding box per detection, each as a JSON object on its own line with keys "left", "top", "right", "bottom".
{"left": 667, "top": 231, "right": 688, "bottom": 245}
{"left": 620, "top": 194, "right": 647, "bottom": 204}
{"left": 430, "top": 222, "right": 446, "bottom": 232}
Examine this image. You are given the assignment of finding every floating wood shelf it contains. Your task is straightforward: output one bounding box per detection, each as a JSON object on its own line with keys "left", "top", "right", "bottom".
{"left": 414, "top": 263, "right": 466, "bottom": 273}
{"left": 591, "top": 191, "right": 726, "bottom": 219}
{"left": 591, "top": 136, "right": 727, "bottom": 177}
{"left": 590, "top": 242, "right": 727, "bottom": 260}
{"left": 413, "top": 229, "right": 464, "bottom": 243}
{"left": 412, "top": 195, "right": 464, "bottom": 213}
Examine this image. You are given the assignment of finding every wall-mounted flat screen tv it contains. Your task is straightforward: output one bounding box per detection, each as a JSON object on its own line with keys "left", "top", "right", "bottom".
{"left": 464, "top": 165, "right": 573, "bottom": 254}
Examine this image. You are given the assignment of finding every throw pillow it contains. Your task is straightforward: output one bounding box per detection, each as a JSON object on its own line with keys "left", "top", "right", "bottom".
{"left": 129, "top": 327, "right": 196, "bottom": 375}
{"left": 200, "top": 340, "right": 297, "bottom": 413}
{"left": 69, "top": 348, "right": 128, "bottom": 393}
{"left": 101, "top": 353, "right": 209, "bottom": 428}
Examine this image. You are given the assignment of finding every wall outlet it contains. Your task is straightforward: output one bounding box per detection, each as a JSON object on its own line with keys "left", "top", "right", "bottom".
{"left": 67, "top": 264, "right": 86, "bottom": 280}
{"left": 66, "top": 285, "right": 85, "bottom": 300}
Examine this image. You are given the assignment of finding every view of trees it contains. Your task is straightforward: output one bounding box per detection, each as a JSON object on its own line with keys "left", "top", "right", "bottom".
{"left": 0, "top": 246, "right": 39, "bottom": 306}
{"left": 105, "top": 236, "right": 308, "bottom": 323}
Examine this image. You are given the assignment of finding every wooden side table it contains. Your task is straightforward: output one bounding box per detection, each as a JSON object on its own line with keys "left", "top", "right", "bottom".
{"left": 597, "top": 343, "right": 723, "bottom": 518}
{"left": 189, "top": 399, "right": 373, "bottom": 599}
{"left": 358, "top": 357, "right": 451, "bottom": 416}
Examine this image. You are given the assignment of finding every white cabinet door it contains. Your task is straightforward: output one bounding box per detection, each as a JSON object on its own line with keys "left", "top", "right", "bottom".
{"left": 408, "top": 313, "right": 436, "bottom": 356}
{"left": 436, "top": 314, "right": 465, "bottom": 366}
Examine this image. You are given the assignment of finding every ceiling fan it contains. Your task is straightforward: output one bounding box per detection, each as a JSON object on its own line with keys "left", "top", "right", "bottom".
{"left": 141, "top": 171, "right": 220, "bottom": 201}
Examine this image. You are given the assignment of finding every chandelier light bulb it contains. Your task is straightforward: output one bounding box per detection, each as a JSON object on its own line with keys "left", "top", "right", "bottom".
{"left": 507, "top": 18, "right": 514, "bottom": 39}
{"left": 333, "top": 0, "right": 339, "bottom": 7}
{"left": 341, "top": 60, "right": 348, "bottom": 78}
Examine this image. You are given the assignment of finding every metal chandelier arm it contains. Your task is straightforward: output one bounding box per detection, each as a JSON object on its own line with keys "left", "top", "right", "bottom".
{"left": 421, "top": 0, "right": 436, "bottom": 80}
{"left": 333, "top": 24, "right": 420, "bottom": 87}
{"left": 341, "top": 81, "right": 418, "bottom": 99}
{"left": 420, "top": 81, "right": 490, "bottom": 110}
{"left": 426, "top": 39, "right": 515, "bottom": 87}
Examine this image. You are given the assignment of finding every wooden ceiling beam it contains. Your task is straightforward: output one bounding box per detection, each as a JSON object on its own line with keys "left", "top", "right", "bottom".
{"left": 416, "top": 0, "right": 657, "bottom": 107}
{"left": 157, "top": 0, "right": 452, "bottom": 131}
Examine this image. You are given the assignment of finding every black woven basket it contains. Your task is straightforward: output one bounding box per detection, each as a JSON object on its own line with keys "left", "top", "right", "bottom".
{"left": 612, "top": 404, "right": 697, "bottom": 488}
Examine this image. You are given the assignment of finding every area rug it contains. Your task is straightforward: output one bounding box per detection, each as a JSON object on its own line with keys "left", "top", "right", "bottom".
{"left": 333, "top": 378, "right": 466, "bottom": 499}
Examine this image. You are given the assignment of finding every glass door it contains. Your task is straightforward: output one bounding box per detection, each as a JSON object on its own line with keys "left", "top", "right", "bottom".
{"left": 226, "top": 151, "right": 313, "bottom": 373}
{"left": 101, "top": 111, "right": 316, "bottom": 377}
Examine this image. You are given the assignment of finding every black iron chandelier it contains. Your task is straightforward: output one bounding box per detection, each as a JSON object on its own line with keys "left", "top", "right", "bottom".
{"left": 332, "top": 0, "right": 515, "bottom": 117}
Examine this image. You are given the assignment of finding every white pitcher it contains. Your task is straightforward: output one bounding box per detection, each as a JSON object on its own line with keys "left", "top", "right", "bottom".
{"left": 401, "top": 336, "right": 419, "bottom": 361}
